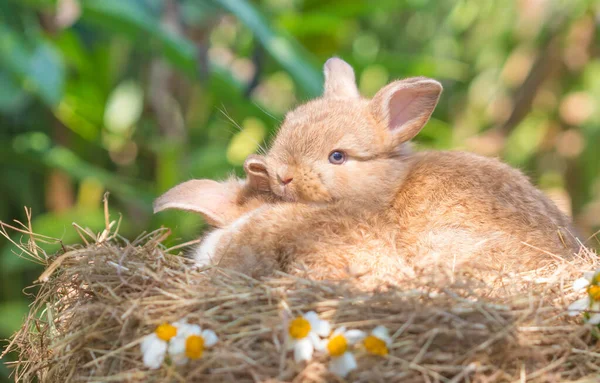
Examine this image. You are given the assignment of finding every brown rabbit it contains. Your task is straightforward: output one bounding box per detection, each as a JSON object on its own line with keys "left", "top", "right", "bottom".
{"left": 154, "top": 57, "right": 579, "bottom": 287}
{"left": 239, "top": 57, "right": 579, "bottom": 271}
{"left": 154, "top": 174, "right": 576, "bottom": 290}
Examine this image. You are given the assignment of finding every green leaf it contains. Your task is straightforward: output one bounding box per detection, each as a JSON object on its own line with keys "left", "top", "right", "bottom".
{"left": 27, "top": 42, "right": 66, "bottom": 106}
{"left": 81, "top": 0, "right": 198, "bottom": 75}
{"left": 0, "top": 26, "right": 65, "bottom": 107}
{"left": 212, "top": 0, "right": 323, "bottom": 97}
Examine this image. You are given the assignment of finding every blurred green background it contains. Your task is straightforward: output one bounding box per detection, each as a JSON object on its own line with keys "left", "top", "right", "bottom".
{"left": 0, "top": 0, "right": 599, "bottom": 379}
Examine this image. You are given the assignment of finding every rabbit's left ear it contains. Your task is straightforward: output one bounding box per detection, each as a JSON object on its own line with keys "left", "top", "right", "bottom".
{"left": 244, "top": 154, "right": 271, "bottom": 192}
{"left": 370, "top": 77, "right": 442, "bottom": 146}
{"left": 323, "top": 57, "right": 360, "bottom": 99}
{"left": 153, "top": 179, "right": 241, "bottom": 227}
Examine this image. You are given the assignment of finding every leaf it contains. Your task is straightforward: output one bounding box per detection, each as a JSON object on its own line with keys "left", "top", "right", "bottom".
{"left": 81, "top": 0, "right": 198, "bottom": 75}
{"left": 212, "top": 0, "right": 323, "bottom": 97}
{"left": 27, "top": 42, "right": 66, "bottom": 106}
{"left": 0, "top": 26, "right": 65, "bottom": 107}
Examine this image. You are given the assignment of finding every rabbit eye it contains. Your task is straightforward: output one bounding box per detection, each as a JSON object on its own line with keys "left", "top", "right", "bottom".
{"left": 328, "top": 151, "right": 346, "bottom": 165}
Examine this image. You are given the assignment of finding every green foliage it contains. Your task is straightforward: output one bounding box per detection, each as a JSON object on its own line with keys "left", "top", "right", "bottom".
{"left": 0, "top": 1, "right": 599, "bottom": 379}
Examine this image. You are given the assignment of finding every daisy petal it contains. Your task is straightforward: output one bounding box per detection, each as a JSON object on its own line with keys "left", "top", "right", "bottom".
{"left": 329, "top": 352, "right": 357, "bottom": 378}
{"left": 168, "top": 336, "right": 186, "bottom": 357}
{"left": 294, "top": 338, "right": 314, "bottom": 362}
{"left": 567, "top": 297, "right": 591, "bottom": 315}
{"left": 202, "top": 329, "right": 218, "bottom": 347}
{"left": 344, "top": 330, "right": 367, "bottom": 345}
{"left": 142, "top": 338, "right": 167, "bottom": 369}
{"left": 371, "top": 325, "right": 392, "bottom": 345}
{"left": 573, "top": 277, "right": 591, "bottom": 292}
{"left": 303, "top": 311, "right": 319, "bottom": 324}
{"left": 309, "top": 331, "right": 326, "bottom": 352}
{"left": 313, "top": 320, "right": 331, "bottom": 337}
{"left": 588, "top": 313, "right": 600, "bottom": 325}
{"left": 141, "top": 333, "right": 159, "bottom": 354}
{"left": 186, "top": 324, "right": 202, "bottom": 336}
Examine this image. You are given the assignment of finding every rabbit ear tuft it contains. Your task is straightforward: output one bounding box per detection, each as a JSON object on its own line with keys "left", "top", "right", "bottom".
{"left": 323, "top": 57, "right": 360, "bottom": 99}
{"left": 153, "top": 179, "right": 241, "bottom": 227}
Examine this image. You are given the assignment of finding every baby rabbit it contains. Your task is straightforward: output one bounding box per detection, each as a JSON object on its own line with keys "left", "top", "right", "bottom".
{"left": 154, "top": 174, "right": 575, "bottom": 290}
{"left": 243, "top": 57, "right": 579, "bottom": 264}
{"left": 154, "top": 57, "right": 579, "bottom": 287}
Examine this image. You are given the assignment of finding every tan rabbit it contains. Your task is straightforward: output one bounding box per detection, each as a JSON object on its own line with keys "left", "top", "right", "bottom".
{"left": 241, "top": 57, "right": 579, "bottom": 268}
{"left": 154, "top": 174, "right": 576, "bottom": 290}
{"left": 154, "top": 57, "right": 579, "bottom": 287}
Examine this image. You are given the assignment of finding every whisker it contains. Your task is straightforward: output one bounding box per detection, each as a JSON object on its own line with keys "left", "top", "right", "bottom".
{"left": 253, "top": 102, "right": 281, "bottom": 123}
{"left": 218, "top": 105, "right": 269, "bottom": 156}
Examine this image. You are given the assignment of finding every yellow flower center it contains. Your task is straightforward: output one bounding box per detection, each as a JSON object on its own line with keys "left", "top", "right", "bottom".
{"left": 327, "top": 335, "right": 348, "bottom": 357}
{"left": 364, "top": 335, "right": 388, "bottom": 356}
{"left": 588, "top": 285, "right": 600, "bottom": 301}
{"left": 155, "top": 323, "right": 177, "bottom": 341}
{"left": 289, "top": 317, "right": 311, "bottom": 339}
{"left": 185, "top": 335, "right": 205, "bottom": 359}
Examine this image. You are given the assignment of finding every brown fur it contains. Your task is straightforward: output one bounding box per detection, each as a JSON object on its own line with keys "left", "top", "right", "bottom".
{"left": 154, "top": 58, "right": 579, "bottom": 289}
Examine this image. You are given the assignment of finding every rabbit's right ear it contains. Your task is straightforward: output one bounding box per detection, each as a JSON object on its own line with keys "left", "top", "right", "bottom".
{"left": 370, "top": 77, "right": 442, "bottom": 146}
{"left": 244, "top": 154, "right": 271, "bottom": 192}
{"left": 323, "top": 57, "right": 360, "bottom": 99}
{"left": 153, "top": 179, "right": 241, "bottom": 227}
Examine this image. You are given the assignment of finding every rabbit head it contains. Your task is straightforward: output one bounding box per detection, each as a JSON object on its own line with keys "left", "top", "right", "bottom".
{"left": 245, "top": 57, "right": 443, "bottom": 205}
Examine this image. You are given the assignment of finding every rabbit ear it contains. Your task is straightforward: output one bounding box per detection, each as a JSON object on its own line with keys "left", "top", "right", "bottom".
{"left": 153, "top": 179, "right": 241, "bottom": 227}
{"left": 323, "top": 57, "right": 360, "bottom": 99}
{"left": 370, "top": 77, "right": 442, "bottom": 145}
{"left": 244, "top": 154, "right": 271, "bottom": 191}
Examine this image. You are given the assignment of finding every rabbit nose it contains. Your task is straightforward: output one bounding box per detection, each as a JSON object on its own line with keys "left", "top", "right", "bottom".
{"left": 278, "top": 174, "right": 293, "bottom": 185}
{"left": 277, "top": 168, "right": 293, "bottom": 186}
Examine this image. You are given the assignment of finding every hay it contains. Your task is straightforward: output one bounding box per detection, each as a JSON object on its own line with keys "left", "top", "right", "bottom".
{"left": 2, "top": 207, "right": 600, "bottom": 382}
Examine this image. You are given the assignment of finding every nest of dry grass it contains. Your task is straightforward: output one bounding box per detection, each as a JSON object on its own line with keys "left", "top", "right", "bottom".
{"left": 2, "top": 205, "right": 600, "bottom": 383}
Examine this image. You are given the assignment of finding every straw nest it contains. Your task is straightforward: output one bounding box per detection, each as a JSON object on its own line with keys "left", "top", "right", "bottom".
{"left": 2, "top": 207, "right": 600, "bottom": 383}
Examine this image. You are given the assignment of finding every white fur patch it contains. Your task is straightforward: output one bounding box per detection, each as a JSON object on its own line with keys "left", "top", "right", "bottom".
{"left": 193, "top": 206, "right": 267, "bottom": 266}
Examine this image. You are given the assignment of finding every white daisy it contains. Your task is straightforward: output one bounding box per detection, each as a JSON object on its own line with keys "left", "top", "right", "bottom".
{"left": 568, "top": 269, "right": 600, "bottom": 324}
{"left": 140, "top": 322, "right": 178, "bottom": 369}
{"left": 168, "top": 320, "right": 218, "bottom": 365}
{"left": 325, "top": 327, "right": 366, "bottom": 378}
{"left": 363, "top": 325, "right": 392, "bottom": 356}
{"left": 287, "top": 311, "right": 331, "bottom": 362}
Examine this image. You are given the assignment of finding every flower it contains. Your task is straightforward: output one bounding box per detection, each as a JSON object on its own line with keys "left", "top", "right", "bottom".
{"left": 568, "top": 269, "right": 600, "bottom": 324}
{"left": 140, "top": 322, "right": 178, "bottom": 369}
{"left": 363, "top": 325, "right": 392, "bottom": 356}
{"left": 168, "top": 320, "right": 218, "bottom": 365}
{"left": 325, "top": 327, "right": 366, "bottom": 378}
{"left": 287, "top": 311, "right": 331, "bottom": 362}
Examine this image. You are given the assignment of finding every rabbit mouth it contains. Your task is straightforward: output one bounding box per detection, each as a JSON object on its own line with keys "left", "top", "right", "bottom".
{"left": 279, "top": 189, "right": 297, "bottom": 202}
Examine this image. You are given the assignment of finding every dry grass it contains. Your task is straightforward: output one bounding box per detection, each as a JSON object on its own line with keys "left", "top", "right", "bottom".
{"left": 1, "top": 204, "right": 600, "bottom": 382}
